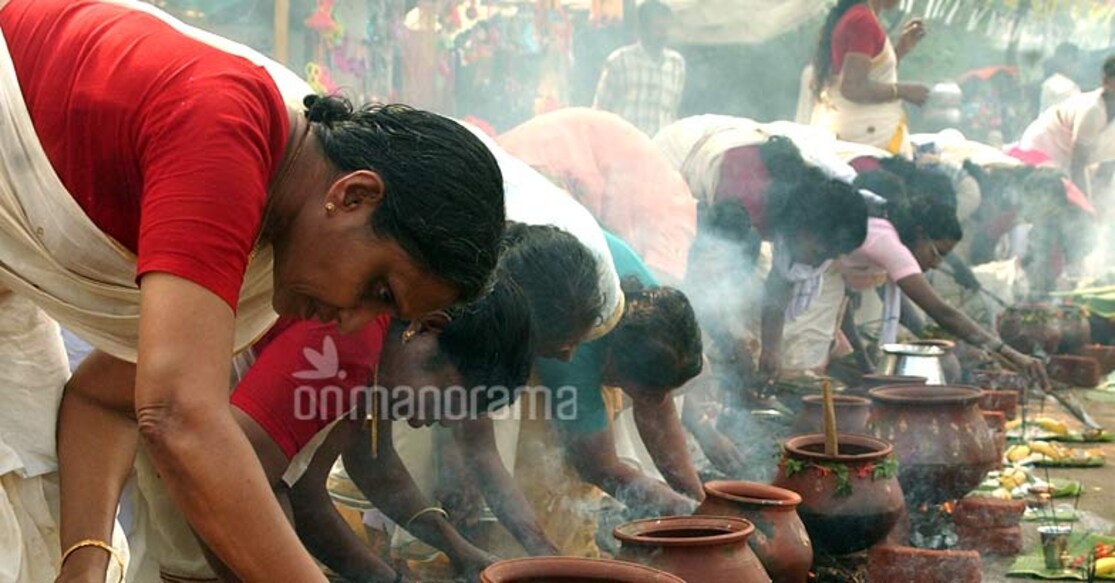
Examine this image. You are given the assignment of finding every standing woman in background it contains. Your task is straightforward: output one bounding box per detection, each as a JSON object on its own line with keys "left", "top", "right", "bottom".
{"left": 810, "top": 0, "right": 930, "bottom": 156}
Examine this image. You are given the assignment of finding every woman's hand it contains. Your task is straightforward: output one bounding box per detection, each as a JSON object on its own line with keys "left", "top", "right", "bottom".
{"left": 899, "top": 84, "right": 931, "bottom": 107}
{"left": 896, "top": 18, "right": 927, "bottom": 59}
{"left": 1002, "top": 346, "right": 1052, "bottom": 392}
{"left": 452, "top": 548, "right": 498, "bottom": 582}
{"left": 758, "top": 348, "right": 782, "bottom": 382}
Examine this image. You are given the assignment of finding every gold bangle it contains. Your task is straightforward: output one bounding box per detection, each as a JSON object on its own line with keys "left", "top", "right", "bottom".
{"left": 61, "top": 539, "right": 125, "bottom": 583}
{"left": 403, "top": 506, "right": 449, "bottom": 529}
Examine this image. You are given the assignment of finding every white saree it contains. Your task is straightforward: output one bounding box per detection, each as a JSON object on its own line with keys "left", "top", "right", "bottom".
{"left": 0, "top": 0, "right": 312, "bottom": 580}
{"left": 812, "top": 37, "right": 912, "bottom": 158}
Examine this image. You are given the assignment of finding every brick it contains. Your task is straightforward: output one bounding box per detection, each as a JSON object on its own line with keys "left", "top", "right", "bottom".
{"left": 1048, "top": 355, "right": 1102, "bottom": 388}
{"left": 867, "top": 545, "right": 981, "bottom": 583}
{"left": 956, "top": 524, "right": 1023, "bottom": 556}
{"left": 952, "top": 497, "right": 1025, "bottom": 529}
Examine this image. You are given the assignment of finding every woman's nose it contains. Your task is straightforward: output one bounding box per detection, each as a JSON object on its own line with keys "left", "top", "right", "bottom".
{"left": 336, "top": 306, "right": 380, "bottom": 334}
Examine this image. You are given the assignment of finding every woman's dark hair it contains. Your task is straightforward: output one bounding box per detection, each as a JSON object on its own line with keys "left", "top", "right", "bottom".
{"left": 689, "top": 199, "right": 761, "bottom": 268}
{"left": 855, "top": 163, "right": 963, "bottom": 247}
{"left": 498, "top": 222, "right": 605, "bottom": 352}
{"left": 438, "top": 268, "right": 533, "bottom": 390}
{"left": 759, "top": 135, "right": 810, "bottom": 186}
{"left": 304, "top": 95, "right": 505, "bottom": 302}
{"left": 812, "top": 0, "right": 869, "bottom": 98}
{"left": 768, "top": 172, "right": 868, "bottom": 256}
{"left": 605, "top": 277, "right": 703, "bottom": 392}
{"left": 435, "top": 269, "right": 533, "bottom": 415}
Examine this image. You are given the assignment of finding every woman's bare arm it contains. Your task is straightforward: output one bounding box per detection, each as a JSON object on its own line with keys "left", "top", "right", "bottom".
{"left": 135, "top": 273, "right": 324, "bottom": 581}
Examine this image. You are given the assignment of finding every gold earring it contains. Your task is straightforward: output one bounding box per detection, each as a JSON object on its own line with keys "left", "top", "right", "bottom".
{"left": 324, "top": 202, "right": 337, "bottom": 214}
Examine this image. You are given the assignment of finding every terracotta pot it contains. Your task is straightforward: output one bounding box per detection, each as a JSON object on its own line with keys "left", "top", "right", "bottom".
{"left": 998, "top": 304, "right": 1061, "bottom": 356}
{"left": 1056, "top": 305, "right": 1091, "bottom": 355}
{"left": 614, "top": 516, "right": 771, "bottom": 582}
{"left": 789, "top": 395, "right": 871, "bottom": 436}
{"left": 1080, "top": 344, "right": 1115, "bottom": 375}
{"left": 1048, "top": 354, "right": 1102, "bottom": 388}
{"left": 481, "top": 557, "right": 684, "bottom": 582}
{"left": 695, "top": 482, "right": 812, "bottom": 583}
{"left": 771, "top": 434, "right": 904, "bottom": 556}
{"left": 909, "top": 340, "right": 962, "bottom": 384}
{"left": 979, "top": 390, "right": 1019, "bottom": 421}
{"left": 866, "top": 385, "right": 998, "bottom": 506}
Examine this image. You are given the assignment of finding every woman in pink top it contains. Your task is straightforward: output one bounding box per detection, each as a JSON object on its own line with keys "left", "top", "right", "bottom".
{"left": 842, "top": 159, "right": 1047, "bottom": 383}
{"left": 499, "top": 108, "right": 697, "bottom": 283}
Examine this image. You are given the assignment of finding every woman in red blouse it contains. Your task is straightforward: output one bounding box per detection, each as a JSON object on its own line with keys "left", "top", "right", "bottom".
{"left": 810, "top": 0, "right": 930, "bottom": 155}
{"left": 0, "top": 1, "right": 504, "bottom": 581}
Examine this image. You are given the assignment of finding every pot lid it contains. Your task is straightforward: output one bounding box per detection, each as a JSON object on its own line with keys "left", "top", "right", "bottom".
{"left": 882, "top": 343, "right": 945, "bottom": 357}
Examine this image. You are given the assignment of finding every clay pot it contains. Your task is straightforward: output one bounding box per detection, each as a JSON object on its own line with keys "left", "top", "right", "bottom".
{"left": 866, "top": 385, "right": 998, "bottom": 506}
{"left": 789, "top": 395, "right": 871, "bottom": 436}
{"left": 909, "top": 340, "right": 962, "bottom": 384}
{"left": 998, "top": 304, "right": 1061, "bottom": 356}
{"left": 771, "top": 434, "right": 905, "bottom": 556}
{"left": 695, "top": 482, "right": 812, "bottom": 583}
{"left": 1080, "top": 344, "right": 1115, "bottom": 375}
{"left": 849, "top": 374, "right": 927, "bottom": 398}
{"left": 614, "top": 516, "right": 771, "bottom": 582}
{"left": 481, "top": 557, "right": 684, "bottom": 582}
{"left": 1056, "top": 305, "right": 1091, "bottom": 355}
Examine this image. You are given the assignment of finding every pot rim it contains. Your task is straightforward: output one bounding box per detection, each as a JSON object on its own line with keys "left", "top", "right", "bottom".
{"left": 801, "top": 394, "right": 871, "bottom": 407}
{"left": 909, "top": 339, "right": 956, "bottom": 350}
{"left": 867, "top": 384, "right": 984, "bottom": 406}
{"left": 782, "top": 433, "right": 894, "bottom": 463}
{"left": 861, "top": 374, "right": 928, "bottom": 385}
{"left": 613, "top": 516, "right": 754, "bottom": 547}
{"left": 881, "top": 343, "right": 946, "bottom": 357}
{"left": 703, "top": 481, "right": 802, "bottom": 508}
{"left": 481, "top": 557, "right": 685, "bottom": 582}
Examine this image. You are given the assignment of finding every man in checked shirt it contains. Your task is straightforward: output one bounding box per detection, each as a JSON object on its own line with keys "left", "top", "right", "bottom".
{"left": 593, "top": 0, "right": 686, "bottom": 137}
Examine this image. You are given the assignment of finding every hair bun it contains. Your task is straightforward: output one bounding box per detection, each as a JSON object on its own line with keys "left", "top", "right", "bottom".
{"left": 304, "top": 94, "right": 354, "bottom": 124}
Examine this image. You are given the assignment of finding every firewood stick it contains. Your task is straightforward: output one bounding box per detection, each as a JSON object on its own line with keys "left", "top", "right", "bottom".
{"left": 822, "top": 378, "right": 839, "bottom": 456}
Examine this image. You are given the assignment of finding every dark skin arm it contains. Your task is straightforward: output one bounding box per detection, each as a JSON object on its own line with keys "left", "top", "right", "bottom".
{"left": 840, "top": 53, "right": 929, "bottom": 106}
{"left": 59, "top": 274, "right": 323, "bottom": 582}
{"left": 562, "top": 425, "right": 695, "bottom": 518}
{"left": 342, "top": 420, "right": 496, "bottom": 579}
{"left": 759, "top": 267, "right": 792, "bottom": 380}
{"left": 288, "top": 420, "right": 402, "bottom": 583}
{"left": 680, "top": 376, "right": 748, "bottom": 478}
{"left": 452, "top": 417, "right": 560, "bottom": 556}
{"left": 629, "top": 394, "right": 703, "bottom": 500}
{"left": 840, "top": 293, "right": 875, "bottom": 374}
{"left": 55, "top": 351, "right": 138, "bottom": 583}
{"left": 898, "top": 273, "right": 1050, "bottom": 389}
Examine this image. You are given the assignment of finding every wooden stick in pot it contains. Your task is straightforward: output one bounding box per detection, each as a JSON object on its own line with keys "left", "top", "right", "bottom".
{"left": 822, "top": 378, "right": 839, "bottom": 456}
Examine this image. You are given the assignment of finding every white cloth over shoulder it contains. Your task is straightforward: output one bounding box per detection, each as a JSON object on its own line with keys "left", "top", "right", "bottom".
{"left": 653, "top": 115, "right": 857, "bottom": 207}
{"left": 457, "top": 121, "right": 624, "bottom": 339}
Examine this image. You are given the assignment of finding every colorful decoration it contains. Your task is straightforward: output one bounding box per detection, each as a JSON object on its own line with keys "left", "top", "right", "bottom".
{"left": 304, "top": 0, "right": 344, "bottom": 45}
{"left": 305, "top": 62, "right": 338, "bottom": 94}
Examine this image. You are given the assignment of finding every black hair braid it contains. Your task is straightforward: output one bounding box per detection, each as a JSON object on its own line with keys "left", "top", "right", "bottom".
{"left": 303, "top": 94, "right": 353, "bottom": 125}
{"left": 812, "top": 0, "right": 869, "bottom": 98}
